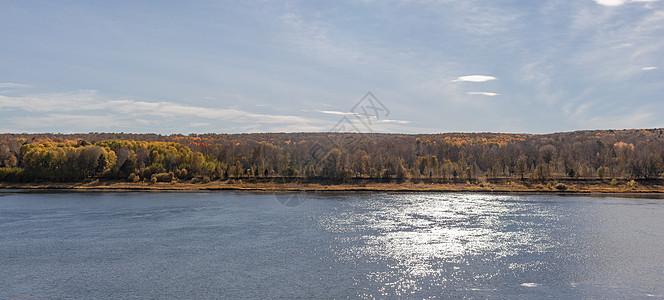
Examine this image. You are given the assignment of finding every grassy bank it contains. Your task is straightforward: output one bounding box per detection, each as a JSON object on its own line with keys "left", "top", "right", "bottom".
{"left": 1, "top": 179, "right": 663, "bottom": 194}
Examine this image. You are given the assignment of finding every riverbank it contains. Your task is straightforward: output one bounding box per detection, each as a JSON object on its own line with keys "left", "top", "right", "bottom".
{"left": 2, "top": 179, "right": 663, "bottom": 194}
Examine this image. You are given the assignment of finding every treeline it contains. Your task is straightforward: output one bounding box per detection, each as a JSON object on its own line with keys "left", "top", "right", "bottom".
{"left": 1, "top": 129, "right": 664, "bottom": 183}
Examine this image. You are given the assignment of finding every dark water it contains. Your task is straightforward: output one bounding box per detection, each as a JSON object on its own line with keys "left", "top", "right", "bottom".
{"left": 1, "top": 191, "right": 663, "bottom": 299}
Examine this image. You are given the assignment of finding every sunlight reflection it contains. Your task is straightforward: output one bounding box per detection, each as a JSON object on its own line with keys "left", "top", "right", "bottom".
{"left": 319, "top": 193, "right": 553, "bottom": 298}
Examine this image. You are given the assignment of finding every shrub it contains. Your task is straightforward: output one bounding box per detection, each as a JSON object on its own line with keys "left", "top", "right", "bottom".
{"left": 201, "top": 176, "right": 211, "bottom": 184}
{"left": 555, "top": 183, "right": 567, "bottom": 191}
{"left": 153, "top": 172, "right": 174, "bottom": 182}
{"left": 0, "top": 167, "right": 24, "bottom": 182}
{"left": 176, "top": 168, "right": 188, "bottom": 179}
{"left": 128, "top": 173, "right": 140, "bottom": 182}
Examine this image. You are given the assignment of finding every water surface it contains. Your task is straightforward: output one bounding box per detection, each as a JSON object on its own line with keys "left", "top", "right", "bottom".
{"left": 1, "top": 191, "right": 663, "bottom": 298}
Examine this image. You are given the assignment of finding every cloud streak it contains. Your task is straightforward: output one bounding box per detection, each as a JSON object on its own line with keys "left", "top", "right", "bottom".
{"left": 451, "top": 75, "right": 497, "bottom": 82}
{"left": 593, "top": 0, "right": 659, "bottom": 6}
{"left": 315, "top": 110, "right": 411, "bottom": 124}
{"left": 106, "top": 99, "right": 313, "bottom": 124}
{"left": 466, "top": 92, "right": 499, "bottom": 96}
{"left": 378, "top": 119, "right": 411, "bottom": 124}
{"left": 0, "top": 82, "right": 31, "bottom": 89}
{"left": 316, "top": 110, "right": 360, "bottom": 116}
{"left": 0, "top": 90, "right": 322, "bottom": 132}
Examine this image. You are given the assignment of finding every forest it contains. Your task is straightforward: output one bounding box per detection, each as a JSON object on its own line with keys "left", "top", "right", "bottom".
{"left": 1, "top": 129, "right": 664, "bottom": 185}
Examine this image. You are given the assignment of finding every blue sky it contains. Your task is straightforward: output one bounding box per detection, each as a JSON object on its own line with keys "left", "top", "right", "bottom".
{"left": 1, "top": 0, "right": 662, "bottom": 134}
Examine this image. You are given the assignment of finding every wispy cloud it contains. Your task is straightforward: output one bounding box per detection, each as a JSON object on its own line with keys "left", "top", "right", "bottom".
{"left": 3, "top": 2, "right": 663, "bottom": 134}
{"left": 593, "top": 0, "right": 659, "bottom": 6}
{"left": 9, "top": 114, "right": 129, "bottom": 131}
{"left": 581, "top": 110, "right": 656, "bottom": 129}
{"left": 277, "top": 5, "right": 464, "bottom": 102}
{"left": 0, "top": 90, "right": 323, "bottom": 132}
{"left": 466, "top": 92, "right": 499, "bottom": 96}
{"left": 378, "top": 119, "right": 411, "bottom": 124}
{"left": 402, "top": 0, "right": 522, "bottom": 37}
{"left": 316, "top": 110, "right": 359, "bottom": 116}
{"left": 0, "top": 90, "right": 104, "bottom": 112}
{"left": 315, "top": 110, "right": 411, "bottom": 125}
{"left": 106, "top": 99, "right": 314, "bottom": 124}
{"left": 564, "top": 1, "right": 664, "bottom": 85}
{"left": 0, "top": 82, "right": 31, "bottom": 89}
{"left": 451, "top": 75, "right": 497, "bottom": 83}
{"left": 279, "top": 12, "right": 364, "bottom": 66}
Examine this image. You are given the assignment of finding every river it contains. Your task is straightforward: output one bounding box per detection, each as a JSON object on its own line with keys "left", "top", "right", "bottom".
{"left": 1, "top": 191, "right": 663, "bottom": 298}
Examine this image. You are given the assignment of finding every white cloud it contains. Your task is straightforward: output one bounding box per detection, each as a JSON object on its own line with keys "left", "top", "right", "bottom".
{"left": 451, "top": 75, "right": 497, "bottom": 82}
{"left": 0, "top": 82, "right": 32, "bottom": 89}
{"left": 265, "top": 124, "right": 330, "bottom": 132}
{"left": 642, "top": 66, "right": 659, "bottom": 70}
{"left": 104, "top": 99, "right": 315, "bottom": 124}
{"left": 316, "top": 110, "right": 360, "bottom": 116}
{"left": 0, "top": 90, "right": 104, "bottom": 112}
{"left": 315, "top": 110, "right": 411, "bottom": 125}
{"left": 0, "top": 89, "right": 422, "bottom": 133}
{"left": 8, "top": 114, "right": 129, "bottom": 131}
{"left": 0, "top": 90, "right": 322, "bottom": 131}
{"left": 466, "top": 92, "right": 499, "bottom": 96}
{"left": 378, "top": 119, "right": 411, "bottom": 124}
{"left": 593, "top": 0, "right": 659, "bottom": 6}
{"left": 315, "top": 102, "right": 336, "bottom": 108}
{"left": 595, "top": 0, "right": 628, "bottom": 6}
